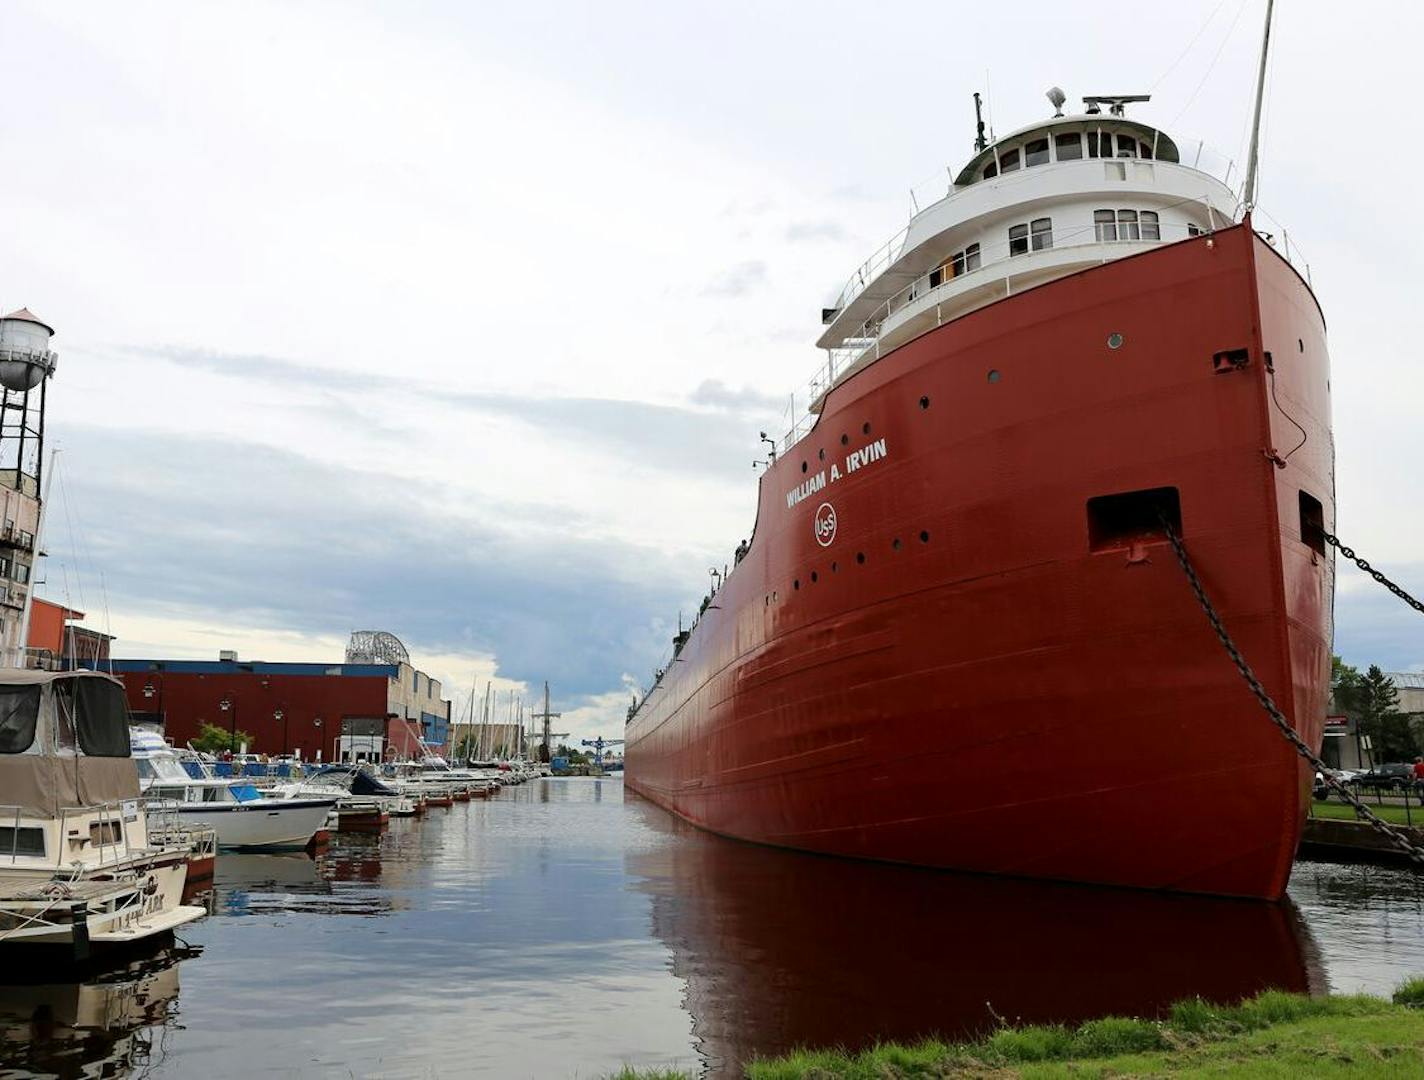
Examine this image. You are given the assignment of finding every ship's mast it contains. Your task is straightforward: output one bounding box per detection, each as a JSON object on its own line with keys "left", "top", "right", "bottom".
{"left": 1241, "top": 0, "right": 1275, "bottom": 212}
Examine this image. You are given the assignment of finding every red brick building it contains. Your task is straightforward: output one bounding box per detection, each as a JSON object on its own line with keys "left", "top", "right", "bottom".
{"left": 103, "top": 657, "right": 452, "bottom": 761}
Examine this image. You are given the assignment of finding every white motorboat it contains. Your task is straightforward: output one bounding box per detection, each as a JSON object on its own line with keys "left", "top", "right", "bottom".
{"left": 130, "top": 729, "right": 336, "bottom": 850}
{"left": 269, "top": 764, "right": 417, "bottom": 820}
{"left": 0, "top": 671, "right": 205, "bottom": 957}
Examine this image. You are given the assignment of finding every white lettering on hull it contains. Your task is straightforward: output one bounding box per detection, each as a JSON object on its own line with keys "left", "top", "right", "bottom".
{"left": 784, "top": 437, "right": 890, "bottom": 511}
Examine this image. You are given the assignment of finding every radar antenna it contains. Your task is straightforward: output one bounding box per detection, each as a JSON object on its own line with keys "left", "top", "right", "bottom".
{"left": 1082, "top": 94, "right": 1151, "bottom": 117}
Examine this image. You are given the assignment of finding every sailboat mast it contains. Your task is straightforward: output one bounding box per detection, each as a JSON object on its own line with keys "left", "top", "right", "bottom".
{"left": 1241, "top": 0, "right": 1274, "bottom": 212}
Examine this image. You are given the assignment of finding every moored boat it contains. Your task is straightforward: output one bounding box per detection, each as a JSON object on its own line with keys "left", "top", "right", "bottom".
{"left": 0, "top": 672, "right": 205, "bottom": 956}
{"left": 131, "top": 729, "right": 336, "bottom": 850}
{"left": 625, "top": 80, "right": 1331, "bottom": 899}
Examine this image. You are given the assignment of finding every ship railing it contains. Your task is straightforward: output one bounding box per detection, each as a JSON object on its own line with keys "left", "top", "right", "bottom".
{"left": 830, "top": 138, "right": 1242, "bottom": 314}
{"left": 788, "top": 206, "right": 1307, "bottom": 455}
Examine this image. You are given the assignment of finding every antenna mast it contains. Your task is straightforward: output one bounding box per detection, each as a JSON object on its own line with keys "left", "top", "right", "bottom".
{"left": 1241, "top": 0, "right": 1275, "bottom": 213}
{"left": 972, "top": 92, "right": 987, "bottom": 151}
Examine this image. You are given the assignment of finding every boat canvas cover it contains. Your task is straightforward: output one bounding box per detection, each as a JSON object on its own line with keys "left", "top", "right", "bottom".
{"left": 0, "top": 670, "right": 139, "bottom": 816}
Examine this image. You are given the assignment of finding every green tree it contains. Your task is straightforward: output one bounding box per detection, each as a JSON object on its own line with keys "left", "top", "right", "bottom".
{"left": 191, "top": 721, "right": 255, "bottom": 755}
{"left": 1357, "top": 665, "right": 1412, "bottom": 762}
{"left": 1331, "top": 655, "right": 1364, "bottom": 715}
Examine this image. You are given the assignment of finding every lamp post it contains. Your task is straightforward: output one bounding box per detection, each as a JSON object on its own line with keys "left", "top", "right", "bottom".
{"left": 275, "top": 706, "right": 287, "bottom": 757}
{"left": 219, "top": 695, "right": 237, "bottom": 755}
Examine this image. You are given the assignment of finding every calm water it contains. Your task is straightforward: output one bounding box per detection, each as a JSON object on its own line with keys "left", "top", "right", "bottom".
{"left": 3, "top": 777, "right": 1424, "bottom": 1078}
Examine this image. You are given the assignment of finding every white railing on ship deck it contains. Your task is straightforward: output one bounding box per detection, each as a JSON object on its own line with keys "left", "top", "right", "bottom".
{"left": 782, "top": 210, "right": 1310, "bottom": 455}
{"left": 833, "top": 138, "right": 1242, "bottom": 314}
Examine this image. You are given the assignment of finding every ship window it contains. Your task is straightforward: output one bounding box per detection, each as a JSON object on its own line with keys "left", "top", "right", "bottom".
{"left": 0, "top": 826, "right": 43, "bottom": 857}
{"left": 1055, "top": 133, "right": 1082, "bottom": 160}
{"left": 1115, "top": 135, "right": 1137, "bottom": 158}
{"left": 999, "top": 148, "right": 1021, "bottom": 173}
{"left": 965, "top": 243, "right": 981, "bottom": 271}
{"left": 1086, "top": 131, "right": 1106, "bottom": 158}
{"left": 1030, "top": 218, "right": 1053, "bottom": 251}
{"left": 1094, "top": 209, "right": 1117, "bottom": 242}
{"left": 1141, "top": 211, "right": 1160, "bottom": 240}
{"left": 1117, "top": 210, "right": 1140, "bottom": 241}
{"left": 1187, "top": 223, "right": 1202, "bottom": 237}
{"left": 1009, "top": 223, "right": 1029, "bottom": 256}
{"left": 1088, "top": 487, "right": 1182, "bottom": 551}
{"left": 1140, "top": 140, "right": 1154, "bottom": 160}
{"left": 1024, "top": 138, "right": 1050, "bottom": 167}
{"left": 0, "top": 684, "right": 39, "bottom": 754}
{"left": 983, "top": 161, "right": 998, "bottom": 179}
{"left": 929, "top": 266, "right": 944, "bottom": 288}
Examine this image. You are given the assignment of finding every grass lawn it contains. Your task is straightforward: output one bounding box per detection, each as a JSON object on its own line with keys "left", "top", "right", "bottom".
{"left": 1310, "top": 800, "right": 1424, "bottom": 826}
{"left": 612, "top": 984, "right": 1424, "bottom": 1078}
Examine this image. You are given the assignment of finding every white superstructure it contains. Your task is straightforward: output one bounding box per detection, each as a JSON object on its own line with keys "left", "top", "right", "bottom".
{"left": 797, "top": 93, "right": 1297, "bottom": 438}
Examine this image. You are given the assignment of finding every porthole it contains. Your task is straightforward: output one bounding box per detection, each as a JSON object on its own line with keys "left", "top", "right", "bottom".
{"left": 987, "top": 369, "right": 1001, "bottom": 383}
{"left": 793, "top": 579, "right": 800, "bottom": 590}
{"left": 892, "top": 538, "right": 902, "bottom": 551}
{"left": 831, "top": 561, "right": 838, "bottom": 573}
{"left": 919, "top": 396, "right": 930, "bottom": 410}
{"left": 856, "top": 552, "right": 866, "bottom": 565}
{"left": 1298, "top": 338, "right": 1304, "bottom": 353}
{"left": 817, "top": 448, "right": 825, "bottom": 461}
{"left": 810, "top": 571, "right": 818, "bottom": 583}
{"left": 840, "top": 433, "right": 849, "bottom": 446}
{"left": 862, "top": 421, "right": 871, "bottom": 435}
{"left": 801, "top": 461, "right": 808, "bottom": 474}
{"left": 919, "top": 530, "right": 930, "bottom": 543}
{"left": 1107, "top": 332, "right": 1124, "bottom": 350}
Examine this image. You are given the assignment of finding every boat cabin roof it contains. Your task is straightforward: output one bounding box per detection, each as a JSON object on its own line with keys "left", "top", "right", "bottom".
{"left": 952, "top": 115, "right": 1180, "bottom": 187}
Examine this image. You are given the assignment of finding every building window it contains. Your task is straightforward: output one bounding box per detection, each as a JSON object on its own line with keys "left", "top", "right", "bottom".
{"left": 1024, "top": 138, "right": 1049, "bottom": 167}
{"left": 1055, "top": 133, "right": 1082, "bottom": 160}
{"left": 998, "top": 147, "right": 1021, "bottom": 173}
{"left": 14, "top": 563, "right": 29, "bottom": 585}
{"left": 1030, "top": 218, "right": 1053, "bottom": 251}
{"left": 1009, "top": 223, "right": 1028, "bottom": 256}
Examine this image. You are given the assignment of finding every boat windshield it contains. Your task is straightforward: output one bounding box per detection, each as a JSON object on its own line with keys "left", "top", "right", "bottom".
{"left": 229, "top": 783, "right": 263, "bottom": 803}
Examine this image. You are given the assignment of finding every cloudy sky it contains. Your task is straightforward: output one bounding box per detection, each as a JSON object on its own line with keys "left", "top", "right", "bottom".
{"left": 2, "top": 0, "right": 1421, "bottom": 740}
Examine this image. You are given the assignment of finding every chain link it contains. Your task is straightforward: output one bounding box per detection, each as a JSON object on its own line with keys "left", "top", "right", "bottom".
{"left": 1159, "top": 516, "right": 1424, "bottom": 866}
{"left": 1322, "top": 531, "right": 1424, "bottom": 615}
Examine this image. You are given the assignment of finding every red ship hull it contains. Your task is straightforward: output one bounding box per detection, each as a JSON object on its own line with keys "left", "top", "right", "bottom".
{"left": 626, "top": 224, "right": 1333, "bottom": 900}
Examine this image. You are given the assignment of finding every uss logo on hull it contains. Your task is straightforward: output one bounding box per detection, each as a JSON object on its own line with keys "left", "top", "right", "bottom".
{"left": 814, "top": 502, "right": 837, "bottom": 547}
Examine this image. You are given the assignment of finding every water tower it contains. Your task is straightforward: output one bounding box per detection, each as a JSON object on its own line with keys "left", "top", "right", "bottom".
{"left": 0, "top": 309, "right": 58, "bottom": 493}
{"left": 0, "top": 308, "right": 58, "bottom": 665}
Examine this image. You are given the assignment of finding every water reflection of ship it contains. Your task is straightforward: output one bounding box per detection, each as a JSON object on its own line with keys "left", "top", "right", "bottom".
{"left": 625, "top": 795, "right": 1324, "bottom": 1078}
{"left": 0, "top": 943, "right": 193, "bottom": 1077}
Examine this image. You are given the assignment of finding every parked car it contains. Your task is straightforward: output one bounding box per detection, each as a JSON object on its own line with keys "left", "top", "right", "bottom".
{"left": 1351, "top": 763, "right": 1417, "bottom": 791}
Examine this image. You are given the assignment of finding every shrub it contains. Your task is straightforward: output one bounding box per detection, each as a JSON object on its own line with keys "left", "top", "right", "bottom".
{"left": 1394, "top": 977, "right": 1424, "bottom": 1008}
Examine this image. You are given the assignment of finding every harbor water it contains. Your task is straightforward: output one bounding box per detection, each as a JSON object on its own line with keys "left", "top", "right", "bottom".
{"left": 4, "top": 777, "right": 1424, "bottom": 1078}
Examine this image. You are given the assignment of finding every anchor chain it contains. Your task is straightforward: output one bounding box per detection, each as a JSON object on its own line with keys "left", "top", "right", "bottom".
{"left": 1322, "top": 531, "right": 1424, "bottom": 615}
{"left": 1159, "top": 516, "right": 1424, "bottom": 867}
